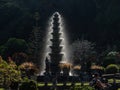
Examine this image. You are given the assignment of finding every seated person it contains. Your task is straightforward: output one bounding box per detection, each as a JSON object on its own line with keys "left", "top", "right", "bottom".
{"left": 89, "top": 73, "right": 107, "bottom": 90}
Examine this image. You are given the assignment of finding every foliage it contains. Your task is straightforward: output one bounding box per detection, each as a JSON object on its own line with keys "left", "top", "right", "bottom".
{"left": 19, "top": 62, "right": 38, "bottom": 77}
{"left": 103, "top": 51, "right": 120, "bottom": 67}
{"left": 72, "top": 65, "right": 81, "bottom": 76}
{"left": 28, "top": 12, "right": 43, "bottom": 64}
{"left": 107, "top": 51, "right": 119, "bottom": 56}
{"left": 0, "top": 45, "right": 7, "bottom": 57}
{"left": 105, "top": 64, "right": 119, "bottom": 74}
{"left": 90, "top": 65, "right": 104, "bottom": 70}
{"left": 8, "top": 57, "right": 21, "bottom": 82}
{"left": 73, "top": 65, "right": 81, "bottom": 70}
{"left": 19, "top": 78, "right": 38, "bottom": 90}
{"left": 70, "top": 40, "right": 95, "bottom": 64}
{"left": 59, "top": 62, "right": 72, "bottom": 70}
{"left": 103, "top": 57, "right": 116, "bottom": 67}
{"left": 8, "top": 57, "right": 17, "bottom": 69}
{"left": 90, "top": 64, "right": 105, "bottom": 75}
{"left": 12, "top": 52, "right": 28, "bottom": 65}
{"left": 0, "top": 56, "right": 21, "bottom": 87}
{"left": 0, "top": 0, "right": 120, "bottom": 53}
{"left": 59, "top": 62, "right": 72, "bottom": 76}
{"left": 70, "top": 39, "right": 96, "bottom": 72}
{"left": 5, "top": 38, "right": 28, "bottom": 53}
{"left": 0, "top": 38, "right": 28, "bottom": 59}
{"left": 0, "top": 56, "right": 9, "bottom": 87}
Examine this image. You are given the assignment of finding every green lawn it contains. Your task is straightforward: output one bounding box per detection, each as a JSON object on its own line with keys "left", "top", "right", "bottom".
{"left": 0, "top": 88, "right": 4, "bottom": 90}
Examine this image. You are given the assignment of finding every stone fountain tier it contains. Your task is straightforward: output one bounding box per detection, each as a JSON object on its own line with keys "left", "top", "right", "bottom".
{"left": 53, "top": 23, "right": 59, "bottom": 28}
{"left": 49, "top": 53, "right": 63, "bottom": 75}
{"left": 49, "top": 53, "right": 63, "bottom": 62}
{"left": 50, "top": 62, "right": 61, "bottom": 75}
{"left": 51, "top": 27, "right": 61, "bottom": 34}
{"left": 51, "top": 33, "right": 62, "bottom": 39}
{"left": 53, "top": 13, "right": 59, "bottom": 19}
{"left": 49, "top": 53, "right": 63, "bottom": 56}
{"left": 52, "top": 23, "right": 60, "bottom": 28}
{"left": 44, "top": 12, "right": 66, "bottom": 76}
{"left": 52, "top": 13, "right": 60, "bottom": 30}
{"left": 51, "top": 34, "right": 62, "bottom": 39}
{"left": 50, "top": 46, "right": 62, "bottom": 52}
{"left": 50, "top": 39, "right": 62, "bottom": 44}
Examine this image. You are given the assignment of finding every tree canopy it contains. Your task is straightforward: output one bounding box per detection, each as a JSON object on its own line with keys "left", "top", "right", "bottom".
{"left": 0, "top": 0, "right": 120, "bottom": 52}
{"left": 0, "top": 38, "right": 28, "bottom": 59}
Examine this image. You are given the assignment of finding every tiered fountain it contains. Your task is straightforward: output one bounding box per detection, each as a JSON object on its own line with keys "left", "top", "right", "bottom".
{"left": 43, "top": 12, "right": 70, "bottom": 76}
{"left": 49, "top": 12, "right": 63, "bottom": 75}
{"left": 37, "top": 12, "right": 73, "bottom": 83}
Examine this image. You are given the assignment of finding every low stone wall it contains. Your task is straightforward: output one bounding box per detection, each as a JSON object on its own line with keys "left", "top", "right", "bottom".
{"left": 37, "top": 76, "right": 81, "bottom": 83}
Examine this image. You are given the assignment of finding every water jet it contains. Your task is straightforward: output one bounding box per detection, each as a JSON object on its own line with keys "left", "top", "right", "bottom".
{"left": 43, "top": 12, "right": 70, "bottom": 76}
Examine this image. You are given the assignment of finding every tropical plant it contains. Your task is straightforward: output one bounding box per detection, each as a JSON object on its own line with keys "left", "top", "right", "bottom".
{"left": 90, "top": 64, "right": 105, "bottom": 72}
{"left": 59, "top": 62, "right": 72, "bottom": 70}
{"left": 90, "top": 64, "right": 105, "bottom": 75}
{"left": 59, "top": 62, "right": 72, "bottom": 75}
{"left": 72, "top": 65, "right": 81, "bottom": 76}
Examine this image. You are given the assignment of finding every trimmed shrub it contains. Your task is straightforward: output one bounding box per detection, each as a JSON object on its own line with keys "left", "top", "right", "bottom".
{"left": 19, "top": 78, "right": 38, "bottom": 90}
{"left": 105, "top": 64, "right": 119, "bottom": 74}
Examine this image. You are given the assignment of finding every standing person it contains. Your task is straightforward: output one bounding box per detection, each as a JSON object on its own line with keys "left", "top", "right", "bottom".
{"left": 89, "top": 73, "right": 107, "bottom": 90}
{"left": 51, "top": 75, "right": 57, "bottom": 90}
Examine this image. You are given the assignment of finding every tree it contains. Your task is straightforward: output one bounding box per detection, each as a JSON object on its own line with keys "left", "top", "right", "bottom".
{"left": 0, "top": 45, "right": 7, "bottom": 58}
{"left": 0, "top": 38, "right": 28, "bottom": 59}
{"left": 0, "top": 0, "right": 120, "bottom": 51}
{"left": 0, "top": 56, "right": 21, "bottom": 88}
{"left": 28, "top": 12, "right": 43, "bottom": 64}
{"left": 12, "top": 52, "right": 28, "bottom": 65}
{"left": 70, "top": 39, "right": 96, "bottom": 72}
{"left": 19, "top": 62, "right": 39, "bottom": 78}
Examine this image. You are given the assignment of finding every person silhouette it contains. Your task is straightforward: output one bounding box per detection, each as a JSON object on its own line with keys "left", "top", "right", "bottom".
{"left": 89, "top": 73, "right": 107, "bottom": 90}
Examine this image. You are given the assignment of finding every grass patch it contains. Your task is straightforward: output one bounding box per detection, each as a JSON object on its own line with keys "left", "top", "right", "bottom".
{"left": 0, "top": 88, "right": 4, "bottom": 90}
{"left": 108, "top": 79, "right": 120, "bottom": 83}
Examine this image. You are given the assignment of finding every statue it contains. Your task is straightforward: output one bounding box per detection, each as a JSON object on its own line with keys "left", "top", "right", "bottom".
{"left": 45, "top": 57, "right": 51, "bottom": 75}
